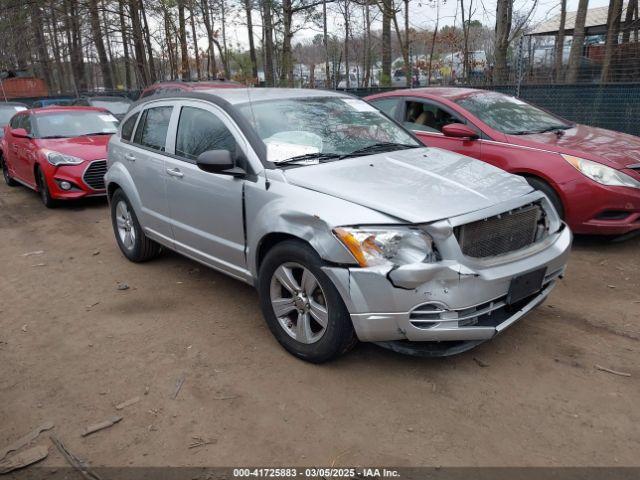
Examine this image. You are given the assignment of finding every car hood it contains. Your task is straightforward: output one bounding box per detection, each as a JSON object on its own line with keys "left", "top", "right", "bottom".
{"left": 34, "top": 135, "right": 111, "bottom": 161}
{"left": 506, "top": 124, "right": 640, "bottom": 169}
{"left": 283, "top": 147, "right": 533, "bottom": 223}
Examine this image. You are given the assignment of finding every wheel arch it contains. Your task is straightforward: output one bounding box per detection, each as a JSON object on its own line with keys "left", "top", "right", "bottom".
{"left": 255, "top": 232, "right": 314, "bottom": 274}
{"left": 514, "top": 170, "right": 567, "bottom": 217}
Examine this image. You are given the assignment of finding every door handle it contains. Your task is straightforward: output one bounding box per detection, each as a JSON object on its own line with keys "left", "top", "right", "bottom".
{"left": 124, "top": 153, "right": 136, "bottom": 162}
{"left": 166, "top": 168, "right": 184, "bottom": 178}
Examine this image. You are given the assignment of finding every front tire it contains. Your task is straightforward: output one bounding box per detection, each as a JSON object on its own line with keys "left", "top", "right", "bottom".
{"left": 258, "top": 240, "right": 356, "bottom": 363}
{"left": 110, "top": 189, "right": 161, "bottom": 262}
{"left": 1, "top": 155, "right": 18, "bottom": 187}
{"left": 36, "top": 167, "right": 56, "bottom": 208}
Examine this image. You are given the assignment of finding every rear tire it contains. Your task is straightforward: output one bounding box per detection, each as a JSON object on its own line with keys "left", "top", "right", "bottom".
{"left": 258, "top": 240, "right": 357, "bottom": 363}
{"left": 110, "top": 188, "right": 161, "bottom": 262}
{"left": 36, "top": 167, "right": 56, "bottom": 208}
{"left": 1, "top": 155, "right": 18, "bottom": 187}
{"left": 525, "top": 176, "right": 564, "bottom": 219}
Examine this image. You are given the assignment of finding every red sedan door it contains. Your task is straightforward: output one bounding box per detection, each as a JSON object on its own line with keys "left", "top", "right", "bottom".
{"left": 13, "top": 114, "right": 39, "bottom": 186}
{"left": 380, "top": 96, "right": 484, "bottom": 160}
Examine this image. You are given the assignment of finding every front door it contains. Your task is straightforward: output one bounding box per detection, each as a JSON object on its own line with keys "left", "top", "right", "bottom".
{"left": 11, "top": 115, "right": 36, "bottom": 185}
{"left": 163, "top": 101, "right": 249, "bottom": 280}
{"left": 400, "top": 98, "right": 484, "bottom": 161}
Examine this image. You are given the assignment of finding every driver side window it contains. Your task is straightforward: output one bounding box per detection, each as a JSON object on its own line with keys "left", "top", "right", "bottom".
{"left": 174, "top": 106, "right": 237, "bottom": 162}
{"left": 403, "top": 100, "right": 462, "bottom": 133}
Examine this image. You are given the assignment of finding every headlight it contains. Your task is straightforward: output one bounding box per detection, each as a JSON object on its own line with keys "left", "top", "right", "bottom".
{"left": 563, "top": 154, "right": 640, "bottom": 189}
{"left": 334, "top": 227, "right": 437, "bottom": 267}
{"left": 44, "top": 150, "right": 84, "bottom": 166}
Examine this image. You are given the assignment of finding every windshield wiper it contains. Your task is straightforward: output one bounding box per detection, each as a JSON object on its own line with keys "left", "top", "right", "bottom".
{"left": 39, "top": 135, "right": 67, "bottom": 139}
{"left": 274, "top": 152, "right": 342, "bottom": 167}
{"left": 535, "top": 125, "right": 573, "bottom": 134}
{"left": 509, "top": 125, "right": 573, "bottom": 135}
{"left": 339, "top": 142, "right": 420, "bottom": 159}
{"left": 80, "top": 132, "right": 115, "bottom": 136}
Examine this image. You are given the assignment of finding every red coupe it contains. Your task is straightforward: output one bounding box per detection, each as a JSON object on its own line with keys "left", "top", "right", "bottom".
{"left": 0, "top": 106, "right": 117, "bottom": 207}
{"left": 366, "top": 88, "right": 640, "bottom": 236}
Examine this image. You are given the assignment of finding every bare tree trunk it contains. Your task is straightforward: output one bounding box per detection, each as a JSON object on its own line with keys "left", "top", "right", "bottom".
{"left": 45, "top": 8, "right": 65, "bottom": 92}
{"left": 262, "top": 0, "right": 275, "bottom": 85}
{"left": 566, "top": 0, "right": 589, "bottom": 83}
{"left": 554, "top": 0, "right": 566, "bottom": 81}
{"left": 381, "top": 0, "right": 392, "bottom": 86}
{"left": 601, "top": 0, "right": 623, "bottom": 82}
{"left": 30, "top": 0, "right": 53, "bottom": 90}
{"left": 460, "top": 0, "right": 472, "bottom": 82}
{"left": 102, "top": 0, "right": 117, "bottom": 87}
{"left": 64, "top": 0, "right": 86, "bottom": 91}
{"left": 139, "top": 0, "right": 157, "bottom": 82}
{"left": 363, "top": 2, "right": 371, "bottom": 87}
{"left": 220, "top": 0, "right": 229, "bottom": 75}
{"left": 163, "top": 6, "right": 177, "bottom": 79}
{"left": 119, "top": 0, "right": 132, "bottom": 89}
{"left": 189, "top": 4, "right": 202, "bottom": 80}
{"left": 89, "top": 0, "right": 114, "bottom": 89}
{"left": 343, "top": 0, "right": 351, "bottom": 88}
{"left": 243, "top": 0, "right": 258, "bottom": 81}
{"left": 323, "top": 0, "right": 330, "bottom": 86}
{"left": 178, "top": 0, "right": 190, "bottom": 79}
{"left": 281, "top": 0, "right": 294, "bottom": 86}
{"left": 404, "top": 0, "right": 411, "bottom": 86}
{"left": 128, "top": 0, "right": 149, "bottom": 85}
{"left": 199, "top": 0, "right": 217, "bottom": 78}
{"left": 493, "top": 0, "right": 512, "bottom": 84}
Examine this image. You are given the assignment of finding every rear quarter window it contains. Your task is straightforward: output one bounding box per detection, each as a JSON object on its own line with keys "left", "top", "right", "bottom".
{"left": 370, "top": 98, "right": 399, "bottom": 118}
{"left": 120, "top": 112, "right": 139, "bottom": 142}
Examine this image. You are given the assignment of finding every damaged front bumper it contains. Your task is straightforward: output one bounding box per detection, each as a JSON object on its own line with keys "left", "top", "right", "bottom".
{"left": 322, "top": 222, "right": 571, "bottom": 348}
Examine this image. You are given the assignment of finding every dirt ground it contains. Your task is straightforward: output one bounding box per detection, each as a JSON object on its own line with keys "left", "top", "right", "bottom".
{"left": 1, "top": 180, "right": 639, "bottom": 469}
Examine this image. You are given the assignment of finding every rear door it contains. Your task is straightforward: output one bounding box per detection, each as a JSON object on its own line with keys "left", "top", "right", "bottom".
{"left": 163, "top": 100, "right": 249, "bottom": 280}
{"left": 125, "top": 102, "right": 175, "bottom": 244}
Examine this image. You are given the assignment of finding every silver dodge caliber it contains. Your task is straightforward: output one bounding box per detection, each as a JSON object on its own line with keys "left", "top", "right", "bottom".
{"left": 105, "top": 88, "right": 571, "bottom": 362}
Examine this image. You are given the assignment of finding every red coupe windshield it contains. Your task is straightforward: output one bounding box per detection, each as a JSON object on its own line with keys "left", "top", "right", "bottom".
{"left": 34, "top": 111, "right": 119, "bottom": 138}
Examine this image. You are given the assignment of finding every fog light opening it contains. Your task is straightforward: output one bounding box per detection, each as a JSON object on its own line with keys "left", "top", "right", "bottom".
{"left": 59, "top": 181, "right": 72, "bottom": 191}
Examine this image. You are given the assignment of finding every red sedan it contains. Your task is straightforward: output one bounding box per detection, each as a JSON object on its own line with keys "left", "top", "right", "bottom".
{"left": 366, "top": 88, "right": 640, "bottom": 236}
{"left": 139, "top": 79, "right": 242, "bottom": 98}
{"left": 0, "top": 106, "right": 117, "bottom": 207}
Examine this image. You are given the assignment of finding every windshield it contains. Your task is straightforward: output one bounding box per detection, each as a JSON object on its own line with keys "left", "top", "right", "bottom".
{"left": 34, "top": 111, "right": 119, "bottom": 138}
{"left": 238, "top": 96, "right": 419, "bottom": 164}
{"left": 0, "top": 105, "right": 27, "bottom": 125}
{"left": 456, "top": 92, "right": 571, "bottom": 135}
{"left": 90, "top": 99, "right": 132, "bottom": 115}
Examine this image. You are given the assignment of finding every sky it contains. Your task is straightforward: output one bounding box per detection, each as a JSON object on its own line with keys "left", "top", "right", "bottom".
{"left": 223, "top": 0, "right": 612, "bottom": 49}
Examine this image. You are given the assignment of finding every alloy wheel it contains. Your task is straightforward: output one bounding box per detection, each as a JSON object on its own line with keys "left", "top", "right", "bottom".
{"left": 115, "top": 200, "right": 136, "bottom": 251}
{"left": 269, "top": 262, "right": 329, "bottom": 344}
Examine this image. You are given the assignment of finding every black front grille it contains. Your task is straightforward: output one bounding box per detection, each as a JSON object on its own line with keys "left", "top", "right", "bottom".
{"left": 83, "top": 160, "right": 107, "bottom": 190}
{"left": 455, "top": 203, "right": 544, "bottom": 258}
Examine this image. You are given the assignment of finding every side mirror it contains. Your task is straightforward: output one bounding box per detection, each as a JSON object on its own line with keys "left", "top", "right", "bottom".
{"left": 196, "top": 149, "right": 245, "bottom": 177}
{"left": 442, "top": 123, "right": 479, "bottom": 140}
{"left": 11, "top": 128, "right": 30, "bottom": 138}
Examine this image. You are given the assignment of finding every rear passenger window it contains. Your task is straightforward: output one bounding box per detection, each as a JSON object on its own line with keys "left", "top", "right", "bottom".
{"left": 133, "top": 106, "right": 172, "bottom": 151}
{"left": 120, "top": 113, "right": 139, "bottom": 141}
{"left": 175, "top": 107, "right": 236, "bottom": 161}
